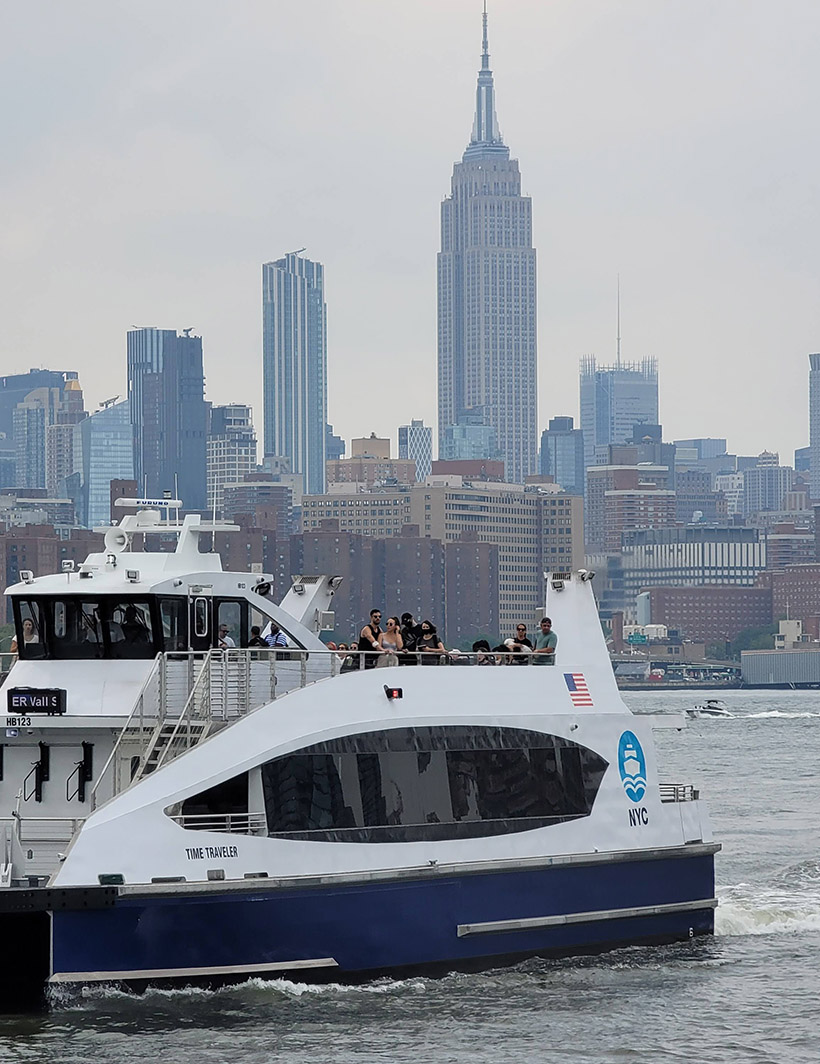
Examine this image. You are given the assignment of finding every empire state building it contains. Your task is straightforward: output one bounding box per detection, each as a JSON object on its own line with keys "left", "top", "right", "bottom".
{"left": 437, "top": 7, "right": 537, "bottom": 484}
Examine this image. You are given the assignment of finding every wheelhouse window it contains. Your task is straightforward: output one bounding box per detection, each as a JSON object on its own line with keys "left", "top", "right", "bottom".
{"left": 13, "top": 600, "right": 45, "bottom": 660}
{"left": 216, "top": 600, "right": 243, "bottom": 648}
{"left": 107, "top": 601, "right": 154, "bottom": 659}
{"left": 159, "top": 597, "right": 187, "bottom": 652}
{"left": 13, "top": 597, "right": 160, "bottom": 660}
{"left": 259, "top": 726, "right": 609, "bottom": 843}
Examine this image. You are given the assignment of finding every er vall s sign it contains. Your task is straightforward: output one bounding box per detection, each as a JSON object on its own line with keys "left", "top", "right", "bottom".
{"left": 563, "top": 673, "right": 593, "bottom": 707}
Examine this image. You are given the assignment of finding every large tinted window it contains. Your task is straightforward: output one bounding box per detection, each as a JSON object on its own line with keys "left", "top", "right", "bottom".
{"left": 261, "top": 727, "right": 608, "bottom": 843}
{"left": 14, "top": 600, "right": 45, "bottom": 660}
{"left": 13, "top": 598, "right": 159, "bottom": 660}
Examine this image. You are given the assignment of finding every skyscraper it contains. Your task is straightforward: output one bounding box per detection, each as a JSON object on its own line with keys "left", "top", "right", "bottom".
{"left": 11, "top": 375, "right": 86, "bottom": 491}
{"left": 127, "top": 328, "right": 208, "bottom": 510}
{"left": 398, "top": 419, "right": 433, "bottom": 481}
{"left": 262, "top": 253, "right": 327, "bottom": 495}
{"left": 539, "top": 416, "right": 585, "bottom": 495}
{"left": 810, "top": 354, "right": 820, "bottom": 501}
{"left": 579, "top": 356, "right": 659, "bottom": 474}
{"left": 74, "top": 399, "right": 134, "bottom": 528}
{"left": 437, "top": 8, "right": 537, "bottom": 484}
{"left": 207, "top": 404, "right": 257, "bottom": 517}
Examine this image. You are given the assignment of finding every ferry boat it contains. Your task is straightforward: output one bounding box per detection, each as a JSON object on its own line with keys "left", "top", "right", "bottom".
{"left": 0, "top": 502, "right": 719, "bottom": 1007}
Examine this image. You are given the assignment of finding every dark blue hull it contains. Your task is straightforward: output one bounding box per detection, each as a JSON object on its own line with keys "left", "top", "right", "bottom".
{"left": 50, "top": 848, "right": 717, "bottom": 987}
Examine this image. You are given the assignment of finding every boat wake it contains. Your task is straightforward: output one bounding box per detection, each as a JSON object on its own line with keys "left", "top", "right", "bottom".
{"left": 716, "top": 863, "right": 820, "bottom": 937}
{"left": 745, "top": 710, "right": 820, "bottom": 719}
{"left": 48, "top": 974, "right": 428, "bottom": 1011}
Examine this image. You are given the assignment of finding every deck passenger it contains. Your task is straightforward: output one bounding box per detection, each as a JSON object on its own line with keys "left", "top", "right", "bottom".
{"left": 377, "top": 617, "right": 403, "bottom": 667}
{"left": 357, "top": 609, "right": 383, "bottom": 670}
{"left": 472, "top": 639, "right": 496, "bottom": 665}
{"left": 247, "top": 626, "right": 267, "bottom": 648}
{"left": 264, "top": 622, "right": 288, "bottom": 651}
{"left": 532, "top": 617, "right": 557, "bottom": 665}
{"left": 218, "top": 623, "right": 236, "bottom": 649}
{"left": 508, "top": 624, "right": 533, "bottom": 664}
{"left": 399, "top": 612, "right": 422, "bottom": 665}
{"left": 417, "top": 621, "right": 446, "bottom": 664}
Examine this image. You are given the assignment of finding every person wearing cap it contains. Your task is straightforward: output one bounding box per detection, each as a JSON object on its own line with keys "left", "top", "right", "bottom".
{"left": 218, "top": 623, "right": 235, "bottom": 649}
{"left": 399, "top": 611, "right": 422, "bottom": 665}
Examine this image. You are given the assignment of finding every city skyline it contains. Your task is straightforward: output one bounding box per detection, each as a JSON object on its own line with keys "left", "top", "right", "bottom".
{"left": 1, "top": 2, "right": 819, "bottom": 462}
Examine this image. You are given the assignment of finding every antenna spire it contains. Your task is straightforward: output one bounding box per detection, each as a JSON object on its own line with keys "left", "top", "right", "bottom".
{"left": 482, "top": 0, "right": 489, "bottom": 70}
{"left": 464, "top": 1, "right": 507, "bottom": 158}
{"left": 616, "top": 275, "right": 622, "bottom": 368}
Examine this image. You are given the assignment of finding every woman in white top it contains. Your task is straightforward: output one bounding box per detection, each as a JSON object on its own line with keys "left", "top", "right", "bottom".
{"left": 10, "top": 617, "right": 39, "bottom": 657}
{"left": 377, "top": 617, "right": 403, "bottom": 667}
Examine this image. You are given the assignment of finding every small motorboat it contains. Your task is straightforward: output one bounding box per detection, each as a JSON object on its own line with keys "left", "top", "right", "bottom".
{"left": 687, "top": 698, "right": 732, "bottom": 719}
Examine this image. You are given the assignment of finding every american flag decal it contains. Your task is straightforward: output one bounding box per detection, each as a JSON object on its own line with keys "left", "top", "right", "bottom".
{"left": 564, "top": 673, "right": 594, "bottom": 707}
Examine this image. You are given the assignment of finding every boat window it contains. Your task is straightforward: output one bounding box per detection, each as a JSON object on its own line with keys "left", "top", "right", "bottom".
{"left": 216, "top": 600, "right": 243, "bottom": 648}
{"left": 106, "top": 601, "right": 154, "bottom": 659}
{"left": 259, "top": 726, "right": 609, "bottom": 843}
{"left": 180, "top": 773, "right": 248, "bottom": 818}
{"left": 193, "top": 597, "right": 209, "bottom": 639}
{"left": 50, "top": 599, "right": 105, "bottom": 659}
{"left": 159, "top": 597, "right": 188, "bottom": 652}
{"left": 22, "top": 598, "right": 160, "bottom": 660}
{"left": 13, "top": 600, "right": 45, "bottom": 660}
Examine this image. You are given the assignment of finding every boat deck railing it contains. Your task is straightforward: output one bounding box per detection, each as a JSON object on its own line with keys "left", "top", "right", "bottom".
{"left": 0, "top": 815, "right": 85, "bottom": 887}
{"left": 166, "top": 811, "right": 267, "bottom": 835}
{"left": 659, "top": 783, "right": 699, "bottom": 802}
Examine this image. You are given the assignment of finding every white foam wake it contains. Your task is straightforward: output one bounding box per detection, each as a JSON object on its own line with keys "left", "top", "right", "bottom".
{"left": 716, "top": 883, "right": 820, "bottom": 937}
{"left": 745, "top": 710, "right": 820, "bottom": 719}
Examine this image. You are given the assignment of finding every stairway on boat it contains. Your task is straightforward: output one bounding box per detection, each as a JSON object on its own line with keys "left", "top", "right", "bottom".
{"left": 93, "top": 648, "right": 337, "bottom": 805}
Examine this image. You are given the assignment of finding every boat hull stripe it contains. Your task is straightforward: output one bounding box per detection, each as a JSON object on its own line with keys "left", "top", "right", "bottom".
{"left": 457, "top": 897, "right": 718, "bottom": 937}
{"left": 49, "top": 956, "right": 338, "bottom": 984}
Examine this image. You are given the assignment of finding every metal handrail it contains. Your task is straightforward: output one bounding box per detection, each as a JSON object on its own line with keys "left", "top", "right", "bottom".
{"left": 167, "top": 811, "right": 267, "bottom": 835}
{"left": 90, "top": 653, "right": 163, "bottom": 811}
{"left": 149, "top": 652, "right": 214, "bottom": 775}
{"left": 659, "top": 783, "right": 699, "bottom": 803}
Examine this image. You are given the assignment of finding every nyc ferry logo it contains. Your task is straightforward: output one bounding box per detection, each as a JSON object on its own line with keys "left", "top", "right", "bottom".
{"left": 618, "top": 730, "right": 647, "bottom": 803}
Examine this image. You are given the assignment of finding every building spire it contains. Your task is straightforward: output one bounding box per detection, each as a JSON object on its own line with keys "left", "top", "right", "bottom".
{"left": 464, "top": 2, "right": 507, "bottom": 159}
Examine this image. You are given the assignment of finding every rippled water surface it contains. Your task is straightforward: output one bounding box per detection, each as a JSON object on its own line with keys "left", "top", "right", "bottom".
{"left": 2, "top": 688, "right": 818, "bottom": 1064}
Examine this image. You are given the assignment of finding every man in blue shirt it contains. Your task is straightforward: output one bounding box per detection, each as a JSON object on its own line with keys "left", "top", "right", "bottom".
{"left": 532, "top": 617, "right": 557, "bottom": 665}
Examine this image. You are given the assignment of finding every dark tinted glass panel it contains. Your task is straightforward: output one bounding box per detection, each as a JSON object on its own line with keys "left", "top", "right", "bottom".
{"left": 181, "top": 772, "right": 249, "bottom": 817}
{"left": 107, "top": 601, "right": 154, "bottom": 659}
{"left": 20, "top": 597, "right": 159, "bottom": 660}
{"left": 159, "top": 597, "right": 188, "bottom": 652}
{"left": 14, "top": 600, "right": 45, "bottom": 659}
{"left": 261, "top": 727, "right": 609, "bottom": 843}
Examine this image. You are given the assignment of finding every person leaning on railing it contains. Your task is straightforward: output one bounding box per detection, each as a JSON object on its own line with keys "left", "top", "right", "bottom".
{"left": 416, "top": 621, "right": 446, "bottom": 664}
{"left": 532, "top": 618, "right": 557, "bottom": 665}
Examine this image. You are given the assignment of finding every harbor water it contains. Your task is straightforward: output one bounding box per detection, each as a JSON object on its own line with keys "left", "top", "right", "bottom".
{"left": 1, "top": 688, "right": 817, "bottom": 1064}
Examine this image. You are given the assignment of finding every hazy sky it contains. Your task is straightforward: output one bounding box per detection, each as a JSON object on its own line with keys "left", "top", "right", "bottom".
{"left": 1, "top": 0, "right": 818, "bottom": 463}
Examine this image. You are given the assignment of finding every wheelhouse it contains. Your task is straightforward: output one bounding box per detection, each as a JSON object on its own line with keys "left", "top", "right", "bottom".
{"left": 11, "top": 592, "right": 295, "bottom": 661}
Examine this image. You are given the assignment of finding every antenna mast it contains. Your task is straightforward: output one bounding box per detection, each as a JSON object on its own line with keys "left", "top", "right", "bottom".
{"left": 616, "top": 274, "right": 621, "bottom": 368}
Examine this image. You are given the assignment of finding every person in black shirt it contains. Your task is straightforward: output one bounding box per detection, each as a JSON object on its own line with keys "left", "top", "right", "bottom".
{"left": 417, "top": 620, "right": 446, "bottom": 664}
{"left": 247, "top": 626, "right": 267, "bottom": 648}
{"left": 399, "top": 611, "right": 422, "bottom": 665}
{"left": 357, "top": 609, "right": 383, "bottom": 670}
{"left": 508, "top": 623, "right": 533, "bottom": 665}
